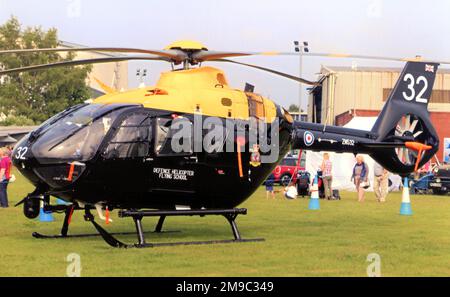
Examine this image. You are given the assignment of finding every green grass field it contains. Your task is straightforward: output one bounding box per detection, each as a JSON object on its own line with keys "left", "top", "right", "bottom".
{"left": 1, "top": 168, "right": 449, "bottom": 276}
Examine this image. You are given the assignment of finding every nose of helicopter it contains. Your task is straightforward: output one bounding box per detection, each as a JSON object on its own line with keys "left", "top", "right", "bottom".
{"left": 12, "top": 133, "right": 87, "bottom": 189}
{"left": 11, "top": 103, "right": 136, "bottom": 189}
{"left": 11, "top": 134, "right": 44, "bottom": 186}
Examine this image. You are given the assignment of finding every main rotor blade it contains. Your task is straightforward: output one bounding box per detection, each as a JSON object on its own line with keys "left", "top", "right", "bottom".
{"left": 302, "top": 52, "right": 450, "bottom": 65}
{"left": 212, "top": 59, "right": 319, "bottom": 86}
{"left": 192, "top": 50, "right": 300, "bottom": 62}
{"left": 194, "top": 50, "right": 450, "bottom": 64}
{"left": 0, "top": 55, "right": 170, "bottom": 75}
{"left": 0, "top": 47, "right": 187, "bottom": 63}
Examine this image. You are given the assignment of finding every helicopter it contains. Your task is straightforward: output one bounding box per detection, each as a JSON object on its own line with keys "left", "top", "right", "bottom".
{"left": 0, "top": 40, "right": 441, "bottom": 248}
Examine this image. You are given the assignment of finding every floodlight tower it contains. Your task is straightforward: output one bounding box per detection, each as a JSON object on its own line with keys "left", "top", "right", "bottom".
{"left": 293, "top": 41, "right": 309, "bottom": 112}
{"left": 136, "top": 68, "right": 148, "bottom": 88}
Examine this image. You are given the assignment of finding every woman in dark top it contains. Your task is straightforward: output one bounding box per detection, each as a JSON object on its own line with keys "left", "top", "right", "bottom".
{"left": 351, "top": 155, "right": 369, "bottom": 202}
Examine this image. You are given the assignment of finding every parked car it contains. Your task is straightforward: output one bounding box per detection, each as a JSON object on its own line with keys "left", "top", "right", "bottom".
{"left": 410, "top": 173, "right": 434, "bottom": 194}
{"left": 272, "top": 154, "right": 306, "bottom": 186}
{"left": 429, "top": 165, "right": 450, "bottom": 195}
{"left": 399, "top": 171, "right": 432, "bottom": 192}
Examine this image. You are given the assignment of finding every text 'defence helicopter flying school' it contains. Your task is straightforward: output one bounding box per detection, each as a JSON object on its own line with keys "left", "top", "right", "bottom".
{"left": 0, "top": 40, "right": 445, "bottom": 248}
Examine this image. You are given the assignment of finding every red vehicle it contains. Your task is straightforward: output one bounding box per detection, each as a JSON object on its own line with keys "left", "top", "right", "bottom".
{"left": 272, "top": 154, "right": 306, "bottom": 186}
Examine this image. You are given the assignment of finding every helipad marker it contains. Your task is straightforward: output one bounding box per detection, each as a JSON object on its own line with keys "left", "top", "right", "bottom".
{"left": 308, "top": 175, "right": 320, "bottom": 210}
{"left": 400, "top": 177, "right": 413, "bottom": 216}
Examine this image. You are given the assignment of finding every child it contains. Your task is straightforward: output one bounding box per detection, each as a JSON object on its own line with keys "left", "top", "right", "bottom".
{"left": 265, "top": 173, "right": 275, "bottom": 199}
{"left": 284, "top": 181, "right": 298, "bottom": 200}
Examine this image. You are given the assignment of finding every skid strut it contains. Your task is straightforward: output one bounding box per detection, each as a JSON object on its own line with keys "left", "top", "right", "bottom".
{"left": 88, "top": 208, "right": 264, "bottom": 248}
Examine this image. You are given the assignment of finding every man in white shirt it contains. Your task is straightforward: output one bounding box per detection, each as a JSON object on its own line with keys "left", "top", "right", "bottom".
{"left": 373, "top": 162, "right": 389, "bottom": 202}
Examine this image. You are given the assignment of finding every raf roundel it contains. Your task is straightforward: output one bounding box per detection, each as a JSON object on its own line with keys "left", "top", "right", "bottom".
{"left": 304, "top": 131, "right": 315, "bottom": 146}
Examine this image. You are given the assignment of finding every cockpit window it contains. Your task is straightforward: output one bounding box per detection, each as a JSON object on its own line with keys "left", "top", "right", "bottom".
{"left": 155, "top": 118, "right": 171, "bottom": 154}
{"left": 29, "top": 104, "right": 86, "bottom": 141}
{"left": 32, "top": 104, "right": 130, "bottom": 164}
{"left": 155, "top": 117, "right": 193, "bottom": 156}
{"left": 103, "top": 112, "right": 152, "bottom": 159}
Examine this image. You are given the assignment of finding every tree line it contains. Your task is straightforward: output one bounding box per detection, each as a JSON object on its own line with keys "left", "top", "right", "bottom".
{"left": 0, "top": 16, "right": 91, "bottom": 126}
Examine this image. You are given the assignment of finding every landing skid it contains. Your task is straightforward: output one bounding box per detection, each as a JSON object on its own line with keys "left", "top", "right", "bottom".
{"left": 87, "top": 208, "right": 264, "bottom": 248}
{"left": 31, "top": 206, "right": 264, "bottom": 248}
{"left": 32, "top": 205, "right": 178, "bottom": 241}
{"left": 32, "top": 230, "right": 179, "bottom": 239}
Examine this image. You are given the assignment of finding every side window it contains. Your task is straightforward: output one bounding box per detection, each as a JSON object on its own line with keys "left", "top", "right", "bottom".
{"left": 247, "top": 94, "right": 265, "bottom": 119}
{"left": 155, "top": 117, "right": 193, "bottom": 156}
{"left": 286, "top": 159, "right": 296, "bottom": 166}
{"left": 103, "top": 112, "right": 151, "bottom": 159}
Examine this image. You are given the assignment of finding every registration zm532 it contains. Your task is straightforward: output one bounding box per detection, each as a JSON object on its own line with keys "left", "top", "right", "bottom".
{"left": 342, "top": 138, "right": 355, "bottom": 146}
{"left": 220, "top": 281, "right": 274, "bottom": 292}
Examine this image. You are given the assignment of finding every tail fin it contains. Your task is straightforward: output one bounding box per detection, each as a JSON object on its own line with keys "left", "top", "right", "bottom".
{"left": 370, "top": 61, "right": 440, "bottom": 174}
{"left": 93, "top": 77, "right": 117, "bottom": 94}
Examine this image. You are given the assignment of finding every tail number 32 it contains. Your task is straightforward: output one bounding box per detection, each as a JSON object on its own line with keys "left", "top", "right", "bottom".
{"left": 15, "top": 146, "right": 28, "bottom": 160}
{"left": 402, "top": 73, "right": 428, "bottom": 103}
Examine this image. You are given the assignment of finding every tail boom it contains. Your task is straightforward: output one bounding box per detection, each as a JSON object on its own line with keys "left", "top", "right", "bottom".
{"left": 291, "top": 61, "right": 440, "bottom": 175}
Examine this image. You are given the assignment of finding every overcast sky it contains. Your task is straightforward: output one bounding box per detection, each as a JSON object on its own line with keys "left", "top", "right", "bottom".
{"left": 1, "top": 0, "right": 449, "bottom": 109}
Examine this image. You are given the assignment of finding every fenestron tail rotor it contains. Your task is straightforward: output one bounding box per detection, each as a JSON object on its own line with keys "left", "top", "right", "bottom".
{"left": 394, "top": 114, "right": 425, "bottom": 166}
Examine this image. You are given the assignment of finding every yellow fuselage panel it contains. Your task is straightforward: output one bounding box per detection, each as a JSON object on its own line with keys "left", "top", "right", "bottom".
{"left": 156, "top": 66, "right": 230, "bottom": 89}
{"left": 93, "top": 66, "right": 277, "bottom": 122}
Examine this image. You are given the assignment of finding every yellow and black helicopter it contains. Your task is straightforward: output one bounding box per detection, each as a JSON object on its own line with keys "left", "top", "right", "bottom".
{"left": 0, "top": 41, "right": 441, "bottom": 247}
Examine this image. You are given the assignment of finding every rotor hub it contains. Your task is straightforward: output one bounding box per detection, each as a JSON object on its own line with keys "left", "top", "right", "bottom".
{"left": 164, "top": 40, "right": 208, "bottom": 51}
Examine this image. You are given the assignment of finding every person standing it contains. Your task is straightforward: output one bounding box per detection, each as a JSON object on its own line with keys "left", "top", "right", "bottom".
{"left": 351, "top": 155, "right": 369, "bottom": 202}
{"left": 0, "top": 147, "right": 12, "bottom": 208}
{"left": 373, "top": 162, "right": 389, "bottom": 202}
{"left": 6, "top": 145, "right": 13, "bottom": 157}
{"left": 265, "top": 173, "right": 275, "bottom": 200}
{"left": 320, "top": 153, "right": 333, "bottom": 200}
